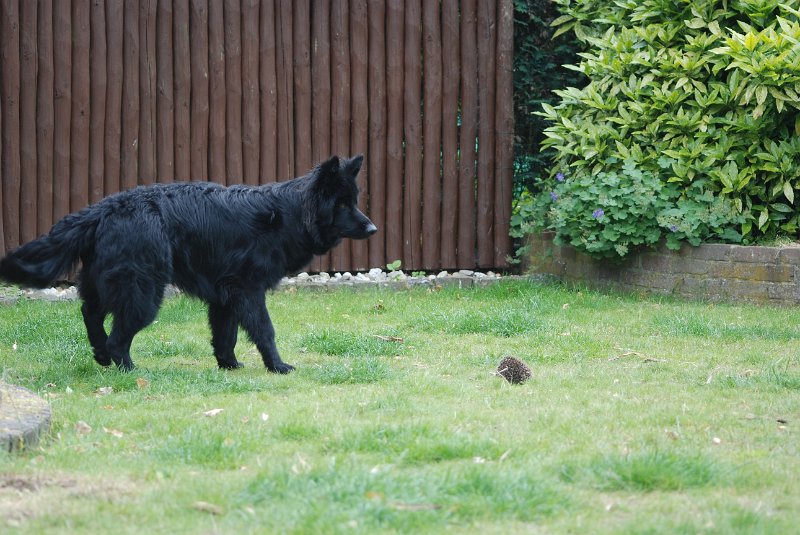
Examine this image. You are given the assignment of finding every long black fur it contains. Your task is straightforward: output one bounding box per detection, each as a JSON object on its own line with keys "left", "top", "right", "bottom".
{"left": 0, "top": 155, "right": 376, "bottom": 372}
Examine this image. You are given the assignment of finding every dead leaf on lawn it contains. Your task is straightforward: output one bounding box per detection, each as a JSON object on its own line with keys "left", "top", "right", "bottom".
{"left": 74, "top": 421, "right": 92, "bottom": 435}
{"left": 95, "top": 386, "right": 113, "bottom": 396}
{"left": 260, "top": 413, "right": 270, "bottom": 422}
{"left": 372, "top": 335, "right": 404, "bottom": 343}
{"left": 136, "top": 377, "right": 149, "bottom": 390}
{"left": 191, "top": 501, "right": 223, "bottom": 515}
{"left": 103, "top": 427, "right": 124, "bottom": 438}
{"left": 203, "top": 408, "right": 224, "bottom": 417}
{"left": 390, "top": 502, "right": 441, "bottom": 512}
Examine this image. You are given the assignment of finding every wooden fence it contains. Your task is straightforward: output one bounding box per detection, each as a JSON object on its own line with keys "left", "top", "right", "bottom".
{"left": 0, "top": 0, "right": 513, "bottom": 272}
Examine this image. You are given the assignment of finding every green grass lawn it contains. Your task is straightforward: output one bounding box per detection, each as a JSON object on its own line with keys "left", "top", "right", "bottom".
{"left": 1, "top": 280, "right": 798, "bottom": 534}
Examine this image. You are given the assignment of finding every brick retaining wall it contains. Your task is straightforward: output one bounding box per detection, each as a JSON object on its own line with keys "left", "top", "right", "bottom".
{"left": 527, "top": 232, "right": 800, "bottom": 305}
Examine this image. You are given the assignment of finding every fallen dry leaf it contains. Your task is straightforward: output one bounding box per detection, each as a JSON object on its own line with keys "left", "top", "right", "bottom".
{"left": 260, "top": 413, "right": 270, "bottom": 422}
{"left": 74, "top": 421, "right": 92, "bottom": 435}
{"left": 372, "top": 335, "right": 404, "bottom": 343}
{"left": 136, "top": 377, "right": 149, "bottom": 390}
{"left": 203, "top": 409, "right": 224, "bottom": 417}
{"left": 390, "top": 502, "right": 441, "bottom": 512}
{"left": 103, "top": 427, "right": 124, "bottom": 438}
{"left": 191, "top": 501, "right": 223, "bottom": 515}
{"left": 95, "top": 386, "right": 113, "bottom": 396}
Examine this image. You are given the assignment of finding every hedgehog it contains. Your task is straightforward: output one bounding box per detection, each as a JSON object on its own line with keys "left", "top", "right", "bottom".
{"left": 496, "top": 356, "right": 531, "bottom": 384}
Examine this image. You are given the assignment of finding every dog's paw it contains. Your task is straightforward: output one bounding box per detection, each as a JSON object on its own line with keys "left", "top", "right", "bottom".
{"left": 219, "top": 360, "right": 245, "bottom": 370}
{"left": 118, "top": 361, "right": 136, "bottom": 372}
{"left": 94, "top": 352, "right": 112, "bottom": 367}
{"left": 270, "top": 362, "right": 295, "bottom": 374}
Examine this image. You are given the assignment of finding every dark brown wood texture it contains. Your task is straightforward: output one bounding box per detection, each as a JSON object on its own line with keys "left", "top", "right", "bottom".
{"left": 0, "top": 1, "right": 512, "bottom": 271}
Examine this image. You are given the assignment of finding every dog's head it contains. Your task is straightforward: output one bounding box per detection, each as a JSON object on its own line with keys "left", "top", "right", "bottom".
{"left": 305, "top": 155, "right": 377, "bottom": 254}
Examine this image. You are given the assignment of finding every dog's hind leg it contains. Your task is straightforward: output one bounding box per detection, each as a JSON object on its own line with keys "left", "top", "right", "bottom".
{"left": 79, "top": 278, "right": 111, "bottom": 366}
{"left": 105, "top": 279, "right": 166, "bottom": 371}
{"left": 208, "top": 303, "right": 244, "bottom": 369}
{"left": 234, "top": 293, "right": 294, "bottom": 374}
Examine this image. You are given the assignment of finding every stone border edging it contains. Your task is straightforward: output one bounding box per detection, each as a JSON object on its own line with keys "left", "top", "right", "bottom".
{"left": 0, "top": 382, "right": 52, "bottom": 453}
{"left": 0, "top": 269, "right": 509, "bottom": 302}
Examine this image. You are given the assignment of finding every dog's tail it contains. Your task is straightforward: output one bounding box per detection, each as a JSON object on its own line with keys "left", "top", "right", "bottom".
{"left": 0, "top": 208, "right": 100, "bottom": 288}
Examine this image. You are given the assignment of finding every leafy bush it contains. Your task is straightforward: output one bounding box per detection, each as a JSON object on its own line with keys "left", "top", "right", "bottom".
{"left": 535, "top": 0, "right": 800, "bottom": 245}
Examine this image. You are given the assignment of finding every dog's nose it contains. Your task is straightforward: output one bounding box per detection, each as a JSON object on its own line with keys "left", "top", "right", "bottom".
{"left": 365, "top": 223, "right": 378, "bottom": 236}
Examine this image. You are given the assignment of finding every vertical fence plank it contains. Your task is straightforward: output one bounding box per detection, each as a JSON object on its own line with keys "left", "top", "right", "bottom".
{"left": 384, "top": 0, "right": 404, "bottom": 267}
{"left": 37, "top": 0, "right": 54, "bottom": 236}
{"left": 89, "top": 0, "right": 106, "bottom": 202}
{"left": 121, "top": 0, "right": 139, "bottom": 190}
{"left": 1, "top": 0, "right": 21, "bottom": 249}
{"left": 173, "top": 0, "right": 190, "bottom": 180}
{"left": 189, "top": 0, "right": 208, "bottom": 181}
{"left": 476, "top": 0, "right": 496, "bottom": 268}
{"left": 139, "top": 0, "right": 157, "bottom": 184}
{"left": 259, "top": 0, "right": 277, "bottom": 184}
{"left": 367, "top": 0, "right": 386, "bottom": 269}
{"left": 208, "top": 0, "right": 226, "bottom": 181}
{"left": 293, "top": 0, "right": 312, "bottom": 176}
{"left": 311, "top": 0, "right": 331, "bottom": 272}
{"left": 87, "top": 0, "right": 107, "bottom": 201}
{"left": 494, "top": 0, "right": 513, "bottom": 267}
{"left": 403, "top": 0, "right": 422, "bottom": 270}
{"left": 104, "top": 0, "right": 123, "bottom": 196}
{"left": 70, "top": 0, "right": 90, "bottom": 211}
{"left": 53, "top": 0, "right": 71, "bottom": 219}
{"left": 458, "top": 0, "right": 478, "bottom": 268}
{"left": 422, "top": 0, "right": 442, "bottom": 270}
{"left": 156, "top": 0, "right": 174, "bottom": 183}
{"left": 330, "top": 0, "right": 351, "bottom": 271}
{"left": 224, "top": 0, "right": 243, "bottom": 182}
{"left": 241, "top": 0, "right": 259, "bottom": 185}
{"left": 440, "top": 0, "right": 459, "bottom": 269}
{"left": 0, "top": 63, "right": 3, "bottom": 251}
{"left": 20, "top": 0, "right": 38, "bottom": 242}
{"left": 350, "top": 0, "right": 369, "bottom": 270}
{"left": 275, "top": 0, "right": 294, "bottom": 180}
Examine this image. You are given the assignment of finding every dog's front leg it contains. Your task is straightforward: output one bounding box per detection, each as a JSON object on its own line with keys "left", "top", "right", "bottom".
{"left": 236, "top": 293, "right": 295, "bottom": 373}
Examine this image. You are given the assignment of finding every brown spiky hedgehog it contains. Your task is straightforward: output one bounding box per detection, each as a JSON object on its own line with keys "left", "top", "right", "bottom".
{"left": 496, "top": 356, "right": 532, "bottom": 384}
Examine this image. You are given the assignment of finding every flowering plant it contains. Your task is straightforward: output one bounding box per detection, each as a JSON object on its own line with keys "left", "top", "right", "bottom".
{"left": 510, "top": 161, "right": 746, "bottom": 261}
{"left": 548, "top": 163, "right": 670, "bottom": 257}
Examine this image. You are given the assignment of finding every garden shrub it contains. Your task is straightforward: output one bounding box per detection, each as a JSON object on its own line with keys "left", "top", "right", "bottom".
{"left": 518, "top": 0, "right": 800, "bottom": 259}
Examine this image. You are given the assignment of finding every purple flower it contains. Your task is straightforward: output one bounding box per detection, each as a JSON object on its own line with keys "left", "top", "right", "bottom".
{"left": 550, "top": 191, "right": 558, "bottom": 202}
{"left": 669, "top": 224, "right": 678, "bottom": 232}
{"left": 556, "top": 172, "right": 565, "bottom": 182}
{"left": 592, "top": 208, "right": 605, "bottom": 219}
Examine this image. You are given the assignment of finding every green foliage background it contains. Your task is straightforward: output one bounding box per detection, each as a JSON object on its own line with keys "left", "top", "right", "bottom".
{"left": 536, "top": 0, "right": 800, "bottom": 245}
{"left": 513, "top": 0, "right": 585, "bottom": 194}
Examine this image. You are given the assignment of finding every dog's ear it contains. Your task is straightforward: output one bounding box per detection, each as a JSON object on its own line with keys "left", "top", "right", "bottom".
{"left": 319, "top": 155, "right": 340, "bottom": 177}
{"left": 343, "top": 155, "right": 364, "bottom": 177}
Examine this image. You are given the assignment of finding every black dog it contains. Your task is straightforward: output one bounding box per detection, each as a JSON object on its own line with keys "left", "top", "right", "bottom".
{"left": 0, "top": 155, "right": 376, "bottom": 372}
